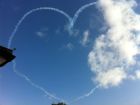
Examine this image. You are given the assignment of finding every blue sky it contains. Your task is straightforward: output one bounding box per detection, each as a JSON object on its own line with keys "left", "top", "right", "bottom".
{"left": 0, "top": 0, "right": 140, "bottom": 105}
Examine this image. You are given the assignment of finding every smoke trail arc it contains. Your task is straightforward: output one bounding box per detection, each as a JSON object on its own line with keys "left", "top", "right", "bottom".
{"left": 12, "top": 60, "right": 63, "bottom": 101}
{"left": 8, "top": 7, "right": 72, "bottom": 48}
{"left": 7, "top": 2, "right": 98, "bottom": 103}
{"left": 70, "top": 85, "right": 100, "bottom": 104}
{"left": 7, "top": 7, "right": 72, "bottom": 102}
{"left": 70, "top": 2, "right": 97, "bottom": 29}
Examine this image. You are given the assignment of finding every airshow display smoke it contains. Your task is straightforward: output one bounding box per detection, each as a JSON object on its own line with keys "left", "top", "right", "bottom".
{"left": 8, "top": 0, "right": 140, "bottom": 103}
{"left": 8, "top": 2, "right": 97, "bottom": 103}
{"left": 70, "top": 85, "right": 100, "bottom": 104}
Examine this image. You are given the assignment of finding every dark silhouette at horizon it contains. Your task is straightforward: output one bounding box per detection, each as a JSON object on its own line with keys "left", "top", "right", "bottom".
{"left": 52, "top": 102, "right": 66, "bottom": 105}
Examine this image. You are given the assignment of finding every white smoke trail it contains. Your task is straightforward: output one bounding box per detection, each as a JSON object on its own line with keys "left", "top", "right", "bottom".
{"left": 70, "top": 2, "right": 97, "bottom": 29}
{"left": 7, "top": 7, "right": 72, "bottom": 102}
{"left": 7, "top": 2, "right": 98, "bottom": 103}
{"left": 69, "top": 85, "right": 100, "bottom": 104}
{"left": 8, "top": 7, "right": 72, "bottom": 48}
{"left": 12, "top": 60, "right": 64, "bottom": 101}
{"left": 8, "top": 2, "right": 98, "bottom": 48}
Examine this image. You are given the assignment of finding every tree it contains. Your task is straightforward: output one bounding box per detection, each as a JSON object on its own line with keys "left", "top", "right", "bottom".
{"left": 52, "top": 102, "right": 66, "bottom": 105}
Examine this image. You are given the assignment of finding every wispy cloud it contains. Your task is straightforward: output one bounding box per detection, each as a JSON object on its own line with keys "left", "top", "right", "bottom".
{"left": 66, "top": 43, "right": 74, "bottom": 50}
{"left": 36, "top": 31, "right": 45, "bottom": 37}
{"left": 35, "top": 28, "right": 48, "bottom": 38}
{"left": 135, "top": 70, "right": 140, "bottom": 79}
{"left": 64, "top": 24, "right": 79, "bottom": 37}
{"left": 81, "top": 30, "right": 90, "bottom": 46}
{"left": 88, "top": 0, "right": 140, "bottom": 88}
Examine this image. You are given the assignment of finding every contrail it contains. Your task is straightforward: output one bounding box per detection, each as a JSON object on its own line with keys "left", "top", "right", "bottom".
{"left": 12, "top": 60, "right": 64, "bottom": 101}
{"left": 7, "top": 2, "right": 98, "bottom": 103}
{"left": 8, "top": 1, "right": 97, "bottom": 49}
{"left": 69, "top": 85, "right": 100, "bottom": 104}
{"left": 8, "top": 7, "right": 72, "bottom": 102}
{"left": 8, "top": 7, "right": 72, "bottom": 48}
{"left": 70, "top": 2, "right": 97, "bottom": 29}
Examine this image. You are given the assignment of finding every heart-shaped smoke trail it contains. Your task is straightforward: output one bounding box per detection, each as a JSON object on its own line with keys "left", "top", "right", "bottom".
{"left": 7, "top": 2, "right": 97, "bottom": 104}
